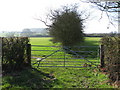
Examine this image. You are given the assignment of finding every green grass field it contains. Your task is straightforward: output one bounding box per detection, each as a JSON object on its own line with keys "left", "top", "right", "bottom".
{"left": 30, "top": 37, "right": 101, "bottom": 45}
{"left": 2, "top": 37, "right": 114, "bottom": 89}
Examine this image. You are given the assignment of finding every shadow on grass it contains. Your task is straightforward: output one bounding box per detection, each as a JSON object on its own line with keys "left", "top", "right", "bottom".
{"left": 2, "top": 68, "right": 61, "bottom": 89}
{"left": 80, "top": 40, "right": 100, "bottom": 46}
{"left": 78, "top": 39, "right": 100, "bottom": 58}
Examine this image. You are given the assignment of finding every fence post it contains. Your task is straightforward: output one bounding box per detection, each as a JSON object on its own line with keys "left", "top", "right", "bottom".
{"left": 0, "top": 37, "right": 2, "bottom": 83}
{"left": 64, "top": 50, "right": 66, "bottom": 67}
{"left": 27, "top": 44, "right": 31, "bottom": 67}
{"left": 100, "top": 45, "right": 105, "bottom": 68}
{"left": 1, "top": 38, "right": 3, "bottom": 68}
{"left": 0, "top": 38, "right": 2, "bottom": 61}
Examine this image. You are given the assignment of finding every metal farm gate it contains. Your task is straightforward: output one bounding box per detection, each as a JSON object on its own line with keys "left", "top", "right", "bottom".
{"left": 31, "top": 45, "right": 100, "bottom": 68}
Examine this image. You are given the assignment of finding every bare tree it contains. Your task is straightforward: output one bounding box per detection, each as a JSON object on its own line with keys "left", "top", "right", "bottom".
{"left": 88, "top": 1, "right": 120, "bottom": 12}
{"left": 81, "top": 0, "right": 119, "bottom": 12}
{"left": 82, "top": 0, "right": 120, "bottom": 29}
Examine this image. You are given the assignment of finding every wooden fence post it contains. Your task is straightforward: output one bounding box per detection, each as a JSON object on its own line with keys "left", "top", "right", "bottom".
{"left": 27, "top": 44, "right": 31, "bottom": 67}
{"left": 0, "top": 37, "right": 2, "bottom": 74}
{"left": 100, "top": 45, "right": 105, "bottom": 68}
{"left": 63, "top": 46, "right": 66, "bottom": 67}
{"left": 1, "top": 38, "right": 3, "bottom": 66}
{"left": 0, "top": 38, "right": 2, "bottom": 61}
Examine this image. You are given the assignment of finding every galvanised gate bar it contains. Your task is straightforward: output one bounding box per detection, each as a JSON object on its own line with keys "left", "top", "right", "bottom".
{"left": 31, "top": 45, "right": 100, "bottom": 68}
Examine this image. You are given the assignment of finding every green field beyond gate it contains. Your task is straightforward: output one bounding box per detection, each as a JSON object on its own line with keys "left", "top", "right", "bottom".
{"left": 30, "top": 37, "right": 100, "bottom": 68}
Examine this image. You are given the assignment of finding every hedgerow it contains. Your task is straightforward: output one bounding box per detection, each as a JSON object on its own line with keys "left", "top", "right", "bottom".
{"left": 2, "top": 37, "right": 31, "bottom": 73}
{"left": 101, "top": 36, "right": 120, "bottom": 84}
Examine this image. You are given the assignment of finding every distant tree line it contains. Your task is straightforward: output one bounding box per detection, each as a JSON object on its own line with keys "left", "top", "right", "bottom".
{"left": 2, "top": 32, "right": 119, "bottom": 37}
{"left": 85, "top": 32, "right": 119, "bottom": 37}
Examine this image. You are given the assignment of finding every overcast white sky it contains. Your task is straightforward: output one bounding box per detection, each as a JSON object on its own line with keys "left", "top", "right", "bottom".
{"left": 0, "top": 0, "right": 118, "bottom": 33}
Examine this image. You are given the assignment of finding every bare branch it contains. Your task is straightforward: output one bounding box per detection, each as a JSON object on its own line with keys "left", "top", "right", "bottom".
{"left": 105, "top": 11, "right": 116, "bottom": 28}
{"left": 98, "top": 11, "right": 104, "bottom": 21}
{"left": 34, "top": 18, "right": 52, "bottom": 27}
{"left": 81, "top": 0, "right": 119, "bottom": 28}
{"left": 81, "top": 12, "right": 90, "bottom": 21}
{"left": 82, "top": 0, "right": 120, "bottom": 12}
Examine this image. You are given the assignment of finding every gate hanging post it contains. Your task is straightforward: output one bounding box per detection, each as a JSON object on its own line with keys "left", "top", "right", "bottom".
{"left": 1, "top": 38, "right": 4, "bottom": 69}
{"left": 64, "top": 50, "right": 66, "bottom": 67}
{"left": 63, "top": 46, "right": 66, "bottom": 67}
{"left": 26, "top": 44, "right": 31, "bottom": 67}
{"left": 0, "top": 38, "right": 3, "bottom": 62}
{"left": 100, "top": 45, "right": 105, "bottom": 68}
{"left": 0, "top": 37, "right": 2, "bottom": 80}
